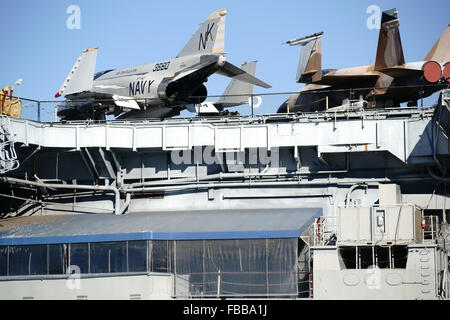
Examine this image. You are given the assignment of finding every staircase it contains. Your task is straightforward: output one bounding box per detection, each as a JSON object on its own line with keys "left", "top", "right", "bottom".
{"left": 0, "top": 116, "right": 19, "bottom": 174}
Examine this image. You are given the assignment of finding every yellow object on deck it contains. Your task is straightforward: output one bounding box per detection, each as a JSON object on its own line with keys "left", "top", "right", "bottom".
{"left": 0, "top": 85, "right": 22, "bottom": 118}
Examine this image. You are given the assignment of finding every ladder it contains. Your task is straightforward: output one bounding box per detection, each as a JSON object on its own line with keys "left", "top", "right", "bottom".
{"left": 0, "top": 116, "right": 19, "bottom": 174}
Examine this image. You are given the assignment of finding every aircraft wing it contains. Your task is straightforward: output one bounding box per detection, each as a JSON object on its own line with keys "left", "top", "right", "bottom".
{"left": 64, "top": 91, "right": 140, "bottom": 110}
{"left": 316, "top": 74, "right": 380, "bottom": 87}
{"left": 216, "top": 61, "right": 271, "bottom": 88}
{"left": 378, "top": 67, "right": 423, "bottom": 78}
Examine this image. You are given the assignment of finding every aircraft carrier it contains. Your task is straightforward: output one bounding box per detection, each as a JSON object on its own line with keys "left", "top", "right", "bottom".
{"left": 0, "top": 88, "right": 449, "bottom": 300}
{"left": 0, "top": 6, "right": 449, "bottom": 301}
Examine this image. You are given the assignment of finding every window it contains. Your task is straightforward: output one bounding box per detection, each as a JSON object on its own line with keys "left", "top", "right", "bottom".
{"left": 127, "top": 241, "right": 147, "bottom": 272}
{"left": 8, "top": 245, "right": 47, "bottom": 276}
{"left": 48, "top": 244, "right": 66, "bottom": 274}
{"left": 90, "top": 242, "right": 126, "bottom": 273}
{"left": 338, "top": 245, "right": 408, "bottom": 269}
{"left": 339, "top": 246, "right": 357, "bottom": 269}
{"left": 0, "top": 246, "right": 7, "bottom": 276}
{"left": 151, "top": 241, "right": 171, "bottom": 273}
{"left": 391, "top": 245, "right": 408, "bottom": 268}
{"left": 69, "top": 243, "right": 89, "bottom": 274}
{"left": 174, "top": 238, "right": 298, "bottom": 297}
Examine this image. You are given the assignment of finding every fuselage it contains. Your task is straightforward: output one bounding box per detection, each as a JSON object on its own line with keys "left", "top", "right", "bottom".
{"left": 278, "top": 61, "right": 448, "bottom": 113}
{"left": 92, "top": 53, "right": 223, "bottom": 107}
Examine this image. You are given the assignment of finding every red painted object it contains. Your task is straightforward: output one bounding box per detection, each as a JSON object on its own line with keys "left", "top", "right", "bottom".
{"left": 422, "top": 60, "right": 442, "bottom": 83}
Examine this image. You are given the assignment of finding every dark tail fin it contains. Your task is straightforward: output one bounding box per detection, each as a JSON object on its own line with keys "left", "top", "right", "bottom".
{"left": 285, "top": 32, "right": 323, "bottom": 83}
{"left": 424, "top": 25, "right": 450, "bottom": 63}
{"left": 374, "top": 8, "right": 405, "bottom": 70}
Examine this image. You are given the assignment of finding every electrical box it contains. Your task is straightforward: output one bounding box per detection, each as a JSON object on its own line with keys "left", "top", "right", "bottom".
{"left": 337, "top": 204, "right": 422, "bottom": 245}
{"left": 379, "top": 184, "right": 402, "bottom": 206}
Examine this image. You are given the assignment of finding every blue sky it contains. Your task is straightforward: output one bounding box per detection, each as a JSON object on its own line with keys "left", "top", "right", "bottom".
{"left": 1, "top": 0, "right": 449, "bottom": 120}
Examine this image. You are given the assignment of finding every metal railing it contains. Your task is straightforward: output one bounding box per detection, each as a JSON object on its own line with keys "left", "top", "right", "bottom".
{"left": 1, "top": 83, "right": 447, "bottom": 123}
{"left": 423, "top": 215, "right": 440, "bottom": 241}
{"left": 173, "top": 270, "right": 311, "bottom": 298}
{"left": 302, "top": 216, "right": 337, "bottom": 247}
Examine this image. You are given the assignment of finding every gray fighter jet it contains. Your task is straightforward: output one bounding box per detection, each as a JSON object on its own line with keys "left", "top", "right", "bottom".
{"left": 55, "top": 9, "right": 271, "bottom": 120}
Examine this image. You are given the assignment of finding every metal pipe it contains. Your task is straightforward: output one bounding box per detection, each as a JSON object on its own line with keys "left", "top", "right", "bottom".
{"left": 1, "top": 176, "right": 123, "bottom": 215}
{"left": 128, "top": 156, "right": 351, "bottom": 189}
{"left": 126, "top": 179, "right": 384, "bottom": 194}
{"left": 125, "top": 175, "right": 438, "bottom": 194}
{"left": 345, "top": 183, "right": 368, "bottom": 207}
{"left": 117, "top": 192, "right": 131, "bottom": 215}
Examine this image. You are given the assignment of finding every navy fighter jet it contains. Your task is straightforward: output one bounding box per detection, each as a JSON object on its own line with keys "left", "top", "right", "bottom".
{"left": 278, "top": 8, "right": 450, "bottom": 113}
{"left": 55, "top": 9, "right": 271, "bottom": 120}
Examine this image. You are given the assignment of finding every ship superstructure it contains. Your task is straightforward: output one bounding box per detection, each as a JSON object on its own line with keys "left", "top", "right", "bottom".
{"left": 0, "top": 89, "right": 448, "bottom": 299}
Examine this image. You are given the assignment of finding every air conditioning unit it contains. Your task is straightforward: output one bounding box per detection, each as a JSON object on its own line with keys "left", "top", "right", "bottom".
{"left": 337, "top": 204, "right": 422, "bottom": 245}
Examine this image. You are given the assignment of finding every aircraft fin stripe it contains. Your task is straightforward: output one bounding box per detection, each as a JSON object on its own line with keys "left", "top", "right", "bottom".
{"left": 176, "top": 9, "right": 227, "bottom": 58}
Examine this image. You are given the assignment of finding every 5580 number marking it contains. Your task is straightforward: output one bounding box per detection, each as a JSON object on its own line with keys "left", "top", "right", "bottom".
{"left": 153, "top": 61, "right": 170, "bottom": 72}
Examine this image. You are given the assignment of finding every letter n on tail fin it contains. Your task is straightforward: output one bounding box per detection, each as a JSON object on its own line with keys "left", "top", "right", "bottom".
{"left": 176, "top": 9, "right": 227, "bottom": 58}
{"left": 374, "top": 8, "right": 405, "bottom": 70}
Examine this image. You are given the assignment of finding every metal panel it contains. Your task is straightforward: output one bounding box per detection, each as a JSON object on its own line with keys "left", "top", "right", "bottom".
{"left": 3, "top": 108, "right": 446, "bottom": 166}
{"left": 338, "top": 207, "right": 372, "bottom": 244}
{"left": 163, "top": 126, "right": 190, "bottom": 150}
{"left": 0, "top": 208, "right": 322, "bottom": 244}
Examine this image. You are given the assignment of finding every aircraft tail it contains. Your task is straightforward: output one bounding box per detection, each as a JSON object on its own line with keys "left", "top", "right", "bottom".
{"left": 177, "top": 9, "right": 226, "bottom": 58}
{"left": 217, "top": 61, "right": 258, "bottom": 106}
{"left": 284, "top": 32, "right": 323, "bottom": 83}
{"left": 188, "top": 61, "right": 261, "bottom": 114}
{"left": 424, "top": 25, "right": 450, "bottom": 63}
{"left": 55, "top": 48, "right": 98, "bottom": 98}
{"left": 374, "top": 8, "right": 405, "bottom": 70}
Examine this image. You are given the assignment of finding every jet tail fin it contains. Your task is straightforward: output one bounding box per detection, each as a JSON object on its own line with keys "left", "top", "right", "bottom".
{"left": 284, "top": 32, "right": 323, "bottom": 83}
{"left": 55, "top": 48, "right": 98, "bottom": 98}
{"left": 424, "top": 25, "right": 450, "bottom": 63}
{"left": 177, "top": 9, "right": 227, "bottom": 58}
{"left": 217, "top": 61, "right": 258, "bottom": 106}
{"left": 374, "top": 8, "right": 405, "bottom": 70}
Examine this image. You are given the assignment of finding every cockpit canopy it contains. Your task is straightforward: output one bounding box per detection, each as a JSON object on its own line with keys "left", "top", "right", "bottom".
{"left": 93, "top": 69, "right": 115, "bottom": 80}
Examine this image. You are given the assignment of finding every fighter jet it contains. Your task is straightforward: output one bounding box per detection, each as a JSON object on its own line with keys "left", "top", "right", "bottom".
{"left": 55, "top": 9, "right": 271, "bottom": 120}
{"left": 278, "top": 8, "right": 450, "bottom": 113}
{"left": 117, "top": 61, "right": 262, "bottom": 118}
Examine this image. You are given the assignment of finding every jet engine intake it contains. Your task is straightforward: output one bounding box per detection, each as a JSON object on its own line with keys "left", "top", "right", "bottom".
{"left": 422, "top": 60, "right": 442, "bottom": 83}
{"left": 443, "top": 62, "right": 450, "bottom": 83}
